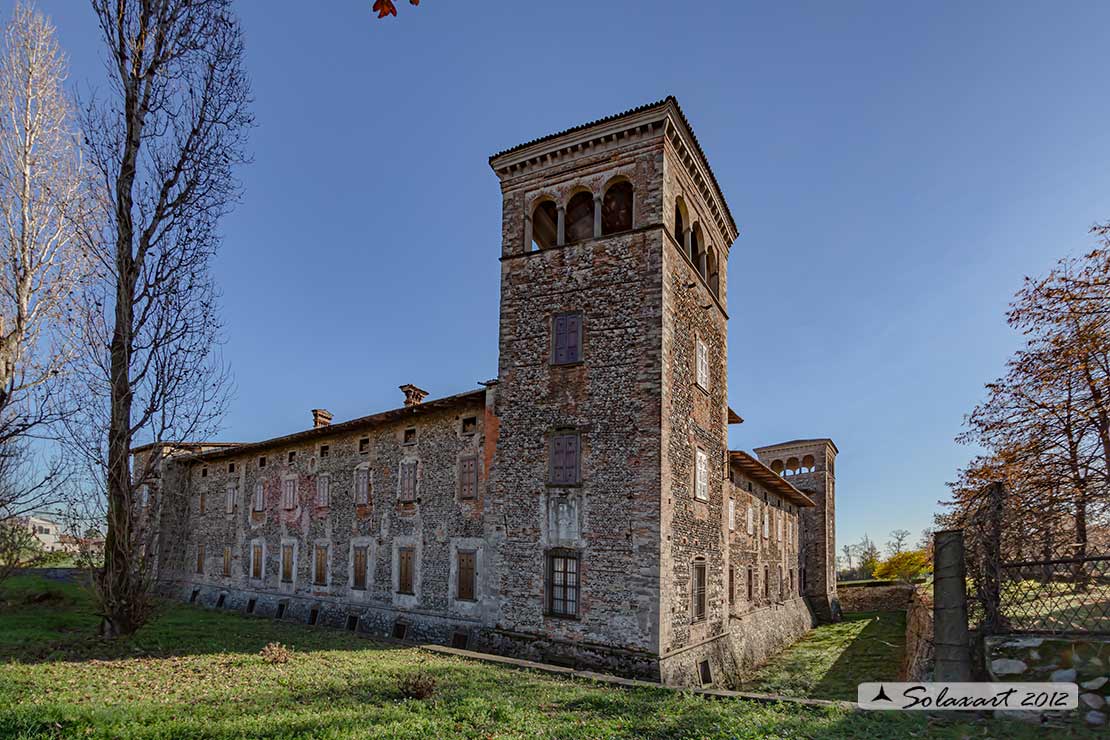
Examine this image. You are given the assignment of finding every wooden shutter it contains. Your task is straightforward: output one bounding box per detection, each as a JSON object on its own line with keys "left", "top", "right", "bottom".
{"left": 747, "top": 566, "right": 753, "bottom": 600}
{"left": 223, "top": 546, "right": 231, "bottom": 576}
{"left": 199, "top": 492, "right": 206, "bottom": 515}
{"left": 553, "top": 314, "right": 568, "bottom": 364}
{"left": 565, "top": 314, "right": 580, "bottom": 362}
{"left": 400, "top": 463, "right": 416, "bottom": 502}
{"left": 353, "top": 547, "right": 367, "bottom": 590}
{"left": 551, "top": 435, "right": 566, "bottom": 484}
{"left": 282, "top": 545, "right": 293, "bottom": 582}
{"left": 196, "top": 544, "right": 205, "bottom": 574}
{"left": 252, "top": 544, "right": 262, "bottom": 579}
{"left": 551, "top": 433, "right": 579, "bottom": 485}
{"left": 457, "top": 550, "right": 476, "bottom": 600}
{"left": 728, "top": 566, "right": 735, "bottom": 605}
{"left": 459, "top": 457, "right": 477, "bottom": 499}
{"left": 398, "top": 547, "right": 414, "bottom": 594}
{"left": 314, "top": 545, "right": 326, "bottom": 585}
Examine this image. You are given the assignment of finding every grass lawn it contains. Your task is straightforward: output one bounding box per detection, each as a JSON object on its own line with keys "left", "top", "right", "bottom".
{"left": 0, "top": 575, "right": 1099, "bottom": 739}
{"left": 740, "top": 611, "right": 907, "bottom": 701}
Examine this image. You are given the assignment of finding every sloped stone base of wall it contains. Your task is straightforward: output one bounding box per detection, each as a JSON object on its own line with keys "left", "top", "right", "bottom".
{"left": 659, "top": 597, "right": 815, "bottom": 688}
{"left": 474, "top": 628, "right": 660, "bottom": 681}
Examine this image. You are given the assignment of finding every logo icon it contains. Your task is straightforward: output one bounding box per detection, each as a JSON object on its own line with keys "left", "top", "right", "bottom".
{"left": 871, "top": 685, "right": 893, "bottom": 702}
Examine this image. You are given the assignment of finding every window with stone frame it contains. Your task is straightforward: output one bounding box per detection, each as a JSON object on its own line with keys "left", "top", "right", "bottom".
{"left": 281, "top": 544, "right": 294, "bottom": 583}
{"left": 457, "top": 549, "right": 476, "bottom": 601}
{"left": 195, "top": 543, "right": 205, "bottom": 575}
{"left": 696, "top": 337, "right": 709, "bottom": 391}
{"left": 253, "top": 481, "right": 264, "bottom": 512}
{"left": 225, "top": 483, "right": 236, "bottom": 514}
{"left": 763, "top": 564, "right": 770, "bottom": 599}
{"left": 546, "top": 549, "right": 579, "bottom": 618}
{"left": 746, "top": 503, "right": 754, "bottom": 535}
{"left": 251, "top": 543, "right": 263, "bottom": 579}
{"left": 458, "top": 456, "right": 478, "bottom": 500}
{"left": 778, "top": 565, "right": 784, "bottom": 600}
{"left": 747, "top": 565, "right": 753, "bottom": 601}
{"left": 281, "top": 478, "right": 296, "bottom": 510}
{"left": 313, "top": 545, "right": 327, "bottom": 586}
{"left": 551, "top": 312, "right": 582, "bottom": 365}
{"left": 728, "top": 498, "right": 735, "bottom": 531}
{"left": 397, "top": 546, "right": 415, "bottom": 594}
{"left": 354, "top": 467, "right": 371, "bottom": 505}
{"left": 728, "top": 565, "right": 735, "bottom": 606}
{"left": 461, "top": 416, "right": 478, "bottom": 435}
{"left": 694, "top": 448, "right": 709, "bottom": 501}
{"left": 691, "top": 558, "right": 707, "bottom": 622}
{"left": 352, "top": 545, "right": 368, "bottom": 590}
{"left": 222, "top": 546, "right": 231, "bottom": 577}
{"left": 777, "top": 510, "right": 783, "bottom": 542}
{"left": 549, "top": 431, "right": 580, "bottom": 485}
{"left": 762, "top": 508, "right": 770, "bottom": 539}
{"left": 790, "top": 567, "right": 796, "bottom": 595}
{"left": 399, "top": 461, "right": 418, "bottom": 503}
{"left": 316, "top": 474, "right": 330, "bottom": 507}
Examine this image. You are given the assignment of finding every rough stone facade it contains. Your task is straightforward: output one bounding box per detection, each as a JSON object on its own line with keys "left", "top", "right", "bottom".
{"left": 838, "top": 582, "right": 915, "bottom": 613}
{"left": 142, "top": 97, "right": 839, "bottom": 687}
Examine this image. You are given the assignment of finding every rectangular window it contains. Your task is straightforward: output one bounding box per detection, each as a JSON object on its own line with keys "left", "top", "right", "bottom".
{"left": 314, "top": 545, "right": 327, "bottom": 586}
{"left": 195, "top": 544, "right": 205, "bottom": 575}
{"left": 225, "top": 484, "right": 236, "bottom": 514}
{"left": 316, "top": 474, "right": 330, "bottom": 507}
{"left": 777, "top": 511, "right": 783, "bottom": 542}
{"left": 696, "top": 337, "right": 709, "bottom": 390}
{"left": 762, "top": 508, "right": 770, "bottom": 539}
{"left": 728, "top": 565, "right": 735, "bottom": 606}
{"left": 550, "top": 432, "right": 580, "bottom": 485}
{"left": 552, "top": 312, "right": 582, "bottom": 364}
{"left": 695, "top": 448, "right": 709, "bottom": 501}
{"left": 228, "top": 463, "right": 236, "bottom": 474}
{"left": 252, "top": 544, "right": 263, "bottom": 579}
{"left": 352, "top": 546, "right": 368, "bottom": 590}
{"left": 320, "top": 444, "right": 330, "bottom": 458}
{"left": 458, "top": 456, "right": 478, "bottom": 500}
{"left": 746, "top": 504, "right": 754, "bottom": 535}
{"left": 199, "top": 491, "right": 206, "bottom": 515}
{"left": 457, "top": 550, "right": 476, "bottom": 601}
{"left": 403, "top": 427, "right": 417, "bottom": 445}
{"left": 359, "top": 437, "right": 369, "bottom": 453}
{"left": 222, "top": 546, "right": 231, "bottom": 577}
{"left": 790, "top": 568, "right": 795, "bottom": 595}
{"left": 747, "top": 566, "right": 753, "bottom": 601}
{"left": 288, "top": 451, "right": 296, "bottom": 464}
{"left": 259, "top": 456, "right": 267, "bottom": 469}
{"left": 354, "top": 467, "right": 371, "bottom": 505}
{"left": 253, "top": 482, "right": 264, "bottom": 512}
{"left": 281, "top": 544, "right": 294, "bottom": 583}
{"left": 201, "top": 466, "right": 208, "bottom": 478}
{"left": 282, "top": 478, "right": 296, "bottom": 510}
{"left": 400, "top": 461, "right": 417, "bottom": 502}
{"left": 461, "top": 416, "right": 477, "bottom": 435}
{"left": 779, "top": 565, "right": 784, "bottom": 600}
{"left": 546, "top": 551, "right": 579, "bottom": 617}
{"left": 691, "top": 560, "right": 707, "bottom": 622}
{"left": 397, "top": 546, "right": 415, "bottom": 594}
{"left": 728, "top": 499, "right": 735, "bottom": 531}
{"left": 763, "top": 564, "right": 770, "bottom": 599}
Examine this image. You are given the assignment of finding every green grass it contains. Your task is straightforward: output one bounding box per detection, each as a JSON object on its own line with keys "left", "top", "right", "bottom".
{"left": 740, "top": 611, "right": 907, "bottom": 701}
{"left": 0, "top": 575, "right": 1098, "bottom": 739}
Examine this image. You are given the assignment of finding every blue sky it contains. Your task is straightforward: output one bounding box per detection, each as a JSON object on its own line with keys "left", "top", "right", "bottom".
{"left": 28, "top": 1, "right": 1110, "bottom": 550}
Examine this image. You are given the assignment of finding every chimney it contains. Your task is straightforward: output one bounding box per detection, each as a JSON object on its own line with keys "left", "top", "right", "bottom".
{"left": 311, "top": 409, "right": 333, "bottom": 428}
{"left": 399, "top": 384, "right": 429, "bottom": 407}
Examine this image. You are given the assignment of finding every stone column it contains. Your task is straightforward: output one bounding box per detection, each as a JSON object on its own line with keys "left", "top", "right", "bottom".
{"left": 683, "top": 227, "right": 692, "bottom": 257}
{"left": 593, "top": 195, "right": 602, "bottom": 238}
{"left": 934, "top": 529, "right": 972, "bottom": 681}
{"left": 557, "top": 205, "right": 566, "bottom": 246}
{"left": 523, "top": 215, "right": 532, "bottom": 252}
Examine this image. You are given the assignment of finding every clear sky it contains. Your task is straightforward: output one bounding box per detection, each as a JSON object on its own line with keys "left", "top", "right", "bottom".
{"left": 25, "top": 0, "right": 1110, "bottom": 551}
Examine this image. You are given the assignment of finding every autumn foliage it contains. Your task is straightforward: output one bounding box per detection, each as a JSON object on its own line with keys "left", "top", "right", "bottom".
{"left": 373, "top": 0, "right": 420, "bottom": 19}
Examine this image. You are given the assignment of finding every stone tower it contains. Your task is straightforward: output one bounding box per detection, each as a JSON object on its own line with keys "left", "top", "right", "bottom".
{"left": 753, "top": 439, "right": 841, "bottom": 622}
{"left": 485, "top": 97, "right": 737, "bottom": 675}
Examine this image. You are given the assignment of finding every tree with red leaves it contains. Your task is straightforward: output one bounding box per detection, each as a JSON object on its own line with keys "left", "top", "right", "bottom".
{"left": 373, "top": 0, "right": 420, "bottom": 19}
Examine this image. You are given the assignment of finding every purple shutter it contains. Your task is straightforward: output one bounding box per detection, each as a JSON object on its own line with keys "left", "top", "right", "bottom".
{"left": 566, "top": 315, "right": 579, "bottom": 362}
{"left": 565, "top": 435, "right": 578, "bottom": 483}
{"left": 552, "top": 435, "right": 565, "bottom": 484}
{"left": 554, "top": 315, "right": 568, "bottom": 364}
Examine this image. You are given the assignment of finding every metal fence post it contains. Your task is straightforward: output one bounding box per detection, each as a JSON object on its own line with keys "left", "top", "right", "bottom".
{"left": 934, "top": 529, "right": 972, "bottom": 681}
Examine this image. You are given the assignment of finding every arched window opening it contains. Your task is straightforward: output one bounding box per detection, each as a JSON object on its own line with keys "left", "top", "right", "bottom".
{"left": 601, "top": 181, "right": 633, "bottom": 235}
{"left": 674, "top": 199, "right": 687, "bottom": 246}
{"left": 786, "top": 457, "right": 800, "bottom": 477}
{"left": 771, "top": 459, "right": 784, "bottom": 476}
{"left": 531, "top": 201, "right": 558, "bottom": 251}
{"left": 690, "top": 224, "right": 706, "bottom": 279}
{"left": 707, "top": 246, "right": 720, "bottom": 298}
{"left": 565, "top": 192, "right": 594, "bottom": 243}
{"left": 802, "top": 454, "right": 815, "bottom": 473}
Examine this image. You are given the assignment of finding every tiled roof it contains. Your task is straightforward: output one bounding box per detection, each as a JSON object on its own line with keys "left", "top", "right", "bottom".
{"left": 729, "top": 450, "right": 815, "bottom": 507}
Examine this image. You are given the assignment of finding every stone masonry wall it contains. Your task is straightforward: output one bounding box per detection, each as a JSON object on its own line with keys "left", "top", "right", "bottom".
{"left": 838, "top": 583, "right": 916, "bottom": 613}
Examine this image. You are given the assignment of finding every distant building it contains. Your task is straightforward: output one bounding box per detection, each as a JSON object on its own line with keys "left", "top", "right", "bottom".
{"left": 23, "top": 515, "right": 64, "bottom": 552}
{"left": 140, "top": 98, "right": 839, "bottom": 687}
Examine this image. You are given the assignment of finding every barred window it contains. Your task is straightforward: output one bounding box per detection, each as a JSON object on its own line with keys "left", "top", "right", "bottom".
{"left": 691, "top": 559, "right": 707, "bottom": 622}
{"left": 546, "top": 550, "right": 579, "bottom": 617}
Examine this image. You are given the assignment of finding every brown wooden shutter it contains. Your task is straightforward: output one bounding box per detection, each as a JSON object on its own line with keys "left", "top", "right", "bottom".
{"left": 196, "top": 544, "right": 204, "bottom": 574}
{"left": 252, "top": 544, "right": 262, "bottom": 579}
{"left": 459, "top": 457, "right": 477, "bottom": 499}
{"left": 353, "top": 547, "right": 367, "bottom": 590}
{"left": 551, "top": 435, "right": 565, "bottom": 484}
{"left": 282, "top": 545, "right": 293, "bottom": 582}
{"left": 398, "top": 547, "right": 414, "bottom": 594}
{"left": 314, "top": 546, "right": 326, "bottom": 585}
{"left": 400, "top": 463, "right": 417, "bottom": 502}
{"left": 457, "top": 550, "right": 475, "bottom": 600}
{"left": 223, "top": 546, "right": 231, "bottom": 576}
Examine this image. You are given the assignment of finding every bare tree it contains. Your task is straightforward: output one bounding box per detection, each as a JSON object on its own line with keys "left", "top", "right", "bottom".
{"left": 886, "top": 529, "right": 910, "bottom": 557}
{"left": 0, "top": 2, "right": 89, "bottom": 528}
{"left": 69, "top": 0, "right": 251, "bottom": 637}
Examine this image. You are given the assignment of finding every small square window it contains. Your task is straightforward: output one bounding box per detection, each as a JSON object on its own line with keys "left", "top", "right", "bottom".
{"left": 259, "top": 456, "right": 267, "bottom": 469}
{"left": 403, "top": 428, "right": 417, "bottom": 445}
{"left": 228, "top": 463, "right": 236, "bottom": 474}
{"left": 320, "top": 444, "right": 330, "bottom": 458}
{"left": 288, "top": 451, "right": 296, "bottom": 464}
{"left": 461, "top": 416, "right": 477, "bottom": 435}
{"left": 201, "top": 467, "right": 208, "bottom": 478}
{"left": 359, "top": 438, "right": 369, "bottom": 453}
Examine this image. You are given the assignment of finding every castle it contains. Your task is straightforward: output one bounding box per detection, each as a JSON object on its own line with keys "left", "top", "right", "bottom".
{"left": 138, "top": 98, "right": 840, "bottom": 687}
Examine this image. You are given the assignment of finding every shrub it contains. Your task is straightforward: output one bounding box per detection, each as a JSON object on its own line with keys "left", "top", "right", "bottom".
{"left": 873, "top": 550, "right": 931, "bottom": 583}
{"left": 259, "top": 642, "right": 292, "bottom": 664}
{"left": 397, "top": 670, "right": 437, "bottom": 700}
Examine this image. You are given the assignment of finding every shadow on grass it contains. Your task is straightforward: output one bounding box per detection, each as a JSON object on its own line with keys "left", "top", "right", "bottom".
{"left": 810, "top": 611, "right": 905, "bottom": 700}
